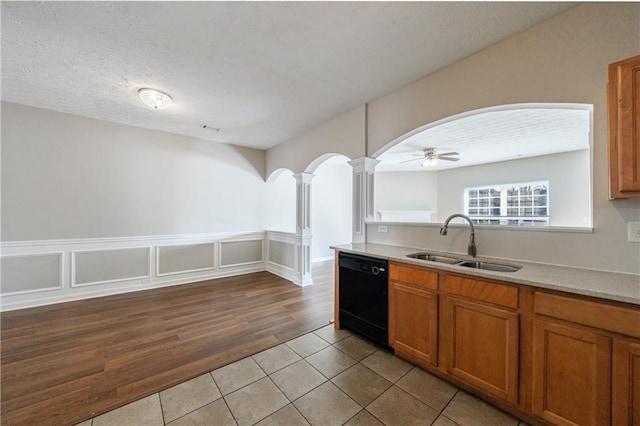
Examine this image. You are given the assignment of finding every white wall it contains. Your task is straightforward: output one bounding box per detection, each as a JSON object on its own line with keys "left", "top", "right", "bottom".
{"left": 436, "top": 150, "right": 590, "bottom": 226}
{"left": 265, "top": 170, "right": 296, "bottom": 233}
{"left": 311, "top": 158, "right": 352, "bottom": 261}
{"left": 375, "top": 171, "right": 438, "bottom": 218}
{"left": 1, "top": 102, "right": 267, "bottom": 240}
{"left": 376, "top": 151, "right": 589, "bottom": 226}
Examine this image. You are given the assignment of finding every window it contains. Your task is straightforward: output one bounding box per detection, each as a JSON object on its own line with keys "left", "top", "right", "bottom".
{"left": 465, "top": 181, "right": 549, "bottom": 226}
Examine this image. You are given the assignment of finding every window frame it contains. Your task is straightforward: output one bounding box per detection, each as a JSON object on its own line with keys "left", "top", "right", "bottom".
{"left": 464, "top": 180, "right": 550, "bottom": 226}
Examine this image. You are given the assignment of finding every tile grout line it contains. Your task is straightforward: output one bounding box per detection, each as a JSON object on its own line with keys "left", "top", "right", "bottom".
{"left": 433, "top": 388, "right": 461, "bottom": 425}
{"left": 209, "top": 370, "right": 240, "bottom": 426}
{"left": 156, "top": 392, "right": 167, "bottom": 426}
{"left": 288, "top": 401, "right": 312, "bottom": 426}
{"left": 260, "top": 327, "right": 380, "bottom": 425}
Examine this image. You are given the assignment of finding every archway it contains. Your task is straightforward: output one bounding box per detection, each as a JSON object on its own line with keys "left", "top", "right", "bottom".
{"left": 373, "top": 103, "right": 593, "bottom": 228}
{"left": 307, "top": 154, "right": 352, "bottom": 262}
{"left": 265, "top": 168, "right": 296, "bottom": 233}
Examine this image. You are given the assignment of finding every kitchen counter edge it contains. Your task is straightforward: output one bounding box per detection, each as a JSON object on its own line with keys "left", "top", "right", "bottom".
{"left": 331, "top": 243, "right": 640, "bottom": 306}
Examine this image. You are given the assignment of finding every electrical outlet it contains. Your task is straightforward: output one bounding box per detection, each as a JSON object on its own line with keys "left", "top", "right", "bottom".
{"left": 628, "top": 222, "right": 640, "bottom": 242}
{"left": 378, "top": 225, "right": 388, "bottom": 233}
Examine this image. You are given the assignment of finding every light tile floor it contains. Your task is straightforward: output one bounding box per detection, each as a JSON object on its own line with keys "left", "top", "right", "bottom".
{"left": 77, "top": 325, "right": 531, "bottom": 426}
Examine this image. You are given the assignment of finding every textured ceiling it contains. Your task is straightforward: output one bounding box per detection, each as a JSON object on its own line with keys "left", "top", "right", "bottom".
{"left": 377, "top": 107, "right": 591, "bottom": 172}
{"left": 1, "top": 2, "right": 575, "bottom": 150}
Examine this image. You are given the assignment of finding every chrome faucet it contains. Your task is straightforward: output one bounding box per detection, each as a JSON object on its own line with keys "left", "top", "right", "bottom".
{"left": 440, "top": 213, "right": 477, "bottom": 257}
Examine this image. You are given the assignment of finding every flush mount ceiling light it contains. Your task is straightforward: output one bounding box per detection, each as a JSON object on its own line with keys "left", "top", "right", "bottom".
{"left": 138, "top": 88, "right": 173, "bottom": 110}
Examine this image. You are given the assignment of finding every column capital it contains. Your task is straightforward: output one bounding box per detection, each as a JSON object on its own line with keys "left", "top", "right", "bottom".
{"left": 292, "top": 172, "right": 315, "bottom": 183}
{"left": 348, "top": 157, "right": 380, "bottom": 173}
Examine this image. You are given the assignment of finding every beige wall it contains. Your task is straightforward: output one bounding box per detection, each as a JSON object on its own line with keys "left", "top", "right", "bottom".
{"left": 267, "top": 3, "right": 640, "bottom": 274}
{"left": 1, "top": 103, "right": 267, "bottom": 240}
{"left": 265, "top": 105, "right": 366, "bottom": 177}
{"left": 366, "top": 3, "right": 639, "bottom": 155}
{"left": 367, "top": 2, "right": 640, "bottom": 274}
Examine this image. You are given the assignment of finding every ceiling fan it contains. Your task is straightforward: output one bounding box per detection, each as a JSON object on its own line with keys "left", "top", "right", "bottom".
{"left": 401, "top": 147, "right": 460, "bottom": 167}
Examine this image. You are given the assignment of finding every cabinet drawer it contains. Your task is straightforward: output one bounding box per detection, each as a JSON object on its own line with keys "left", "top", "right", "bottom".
{"left": 446, "top": 275, "right": 518, "bottom": 309}
{"left": 534, "top": 291, "right": 640, "bottom": 339}
{"left": 390, "top": 262, "right": 438, "bottom": 290}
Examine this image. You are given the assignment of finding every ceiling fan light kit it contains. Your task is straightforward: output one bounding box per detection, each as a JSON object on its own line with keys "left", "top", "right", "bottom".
{"left": 423, "top": 157, "right": 438, "bottom": 167}
{"left": 401, "top": 147, "right": 460, "bottom": 167}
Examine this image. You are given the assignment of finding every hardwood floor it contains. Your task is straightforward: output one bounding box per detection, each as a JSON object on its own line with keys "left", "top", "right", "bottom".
{"left": 1, "top": 262, "right": 335, "bottom": 426}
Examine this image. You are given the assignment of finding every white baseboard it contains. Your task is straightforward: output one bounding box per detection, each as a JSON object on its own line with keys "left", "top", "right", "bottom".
{"left": 266, "top": 262, "right": 299, "bottom": 286}
{"left": 1, "top": 263, "right": 267, "bottom": 312}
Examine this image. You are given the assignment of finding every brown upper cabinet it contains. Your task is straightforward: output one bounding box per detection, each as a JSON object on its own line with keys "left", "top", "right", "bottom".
{"left": 608, "top": 54, "right": 640, "bottom": 198}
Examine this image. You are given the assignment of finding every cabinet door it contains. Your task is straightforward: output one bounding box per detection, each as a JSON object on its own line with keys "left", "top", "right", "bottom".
{"left": 389, "top": 281, "right": 438, "bottom": 366}
{"left": 613, "top": 339, "right": 640, "bottom": 426}
{"left": 532, "top": 318, "right": 611, "bottom": 426}
{"left": 608, "top": 54, "right": 640, "bottom": 198}
{"left": 446, "top": 296, "right": 519, "bottom": 403}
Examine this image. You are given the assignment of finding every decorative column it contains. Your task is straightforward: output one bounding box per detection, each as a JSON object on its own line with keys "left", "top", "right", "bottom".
{"left": 293, "top": 172, "right": 314, "bottom": 286}
{"left": 348, "top": 157, "right": 380, "bottom": 244}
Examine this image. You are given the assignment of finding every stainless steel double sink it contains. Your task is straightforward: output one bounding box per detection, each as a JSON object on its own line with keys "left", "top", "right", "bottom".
{"left": 406, "top": 252, "right": 521, "bottom": 273}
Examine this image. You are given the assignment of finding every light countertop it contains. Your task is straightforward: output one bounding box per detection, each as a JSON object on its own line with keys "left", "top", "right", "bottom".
{"left": 331, "top": 243, "right": 640, "bottom": 306}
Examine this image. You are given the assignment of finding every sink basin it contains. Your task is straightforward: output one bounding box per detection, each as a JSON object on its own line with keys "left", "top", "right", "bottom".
{"left": 407, "top": 252, "right": 521, "bottom": 272}
{"left": 457, "top": 261, "right": 521, "bottom": 273}
{"left": 406, "top": 252, "right": 461, "bottom": 264}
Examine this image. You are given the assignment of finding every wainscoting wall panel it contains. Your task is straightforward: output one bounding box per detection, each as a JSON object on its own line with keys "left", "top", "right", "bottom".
{"left": 157, "top": 243, "right": 215, "bottom": 276}
{"left": 72, "top": 247, "right": 151, "bottom": 287}
{"left": 0, "top": 253, "right": 63, "bottom": 294}
{"left": 264, "top": 231, "right": 313, "bottom": 286}
{"left": 268, "top": 240, "right": 295, "bottom": 270}
{"left": 0, "top": 231, "right": 268, "bottom": 311}
{"left": 219, "top": 239, "right": 263, "bottom": 267}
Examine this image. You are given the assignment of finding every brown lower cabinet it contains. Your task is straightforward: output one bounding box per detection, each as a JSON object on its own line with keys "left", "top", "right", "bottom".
{"left": 532, "top": 318, "right": 612, "bottom": 425}
{"left": 382, "top": 260, "right": 640, "bottom": 426}
{"left": 613, "top": 339, "right": 640, "bottom": 425}
{"left": 445, "top": 295, "right": 519, "bottom": 404}
{"left": 388, "top": 262, "right": 438, "bottom": 366}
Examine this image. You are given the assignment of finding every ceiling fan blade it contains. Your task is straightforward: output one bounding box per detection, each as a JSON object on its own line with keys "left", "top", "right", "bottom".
{"left": 440, "top": 157, "right": 460, "bottom": 162}
{"left": 392, "top": 148, "right": 424, "bottom": 154}
{"left": 399, "top": 157, "right": 424, "bottom": 164}
{"left": 437, "top": 152, "right": 459, "bottom": 157}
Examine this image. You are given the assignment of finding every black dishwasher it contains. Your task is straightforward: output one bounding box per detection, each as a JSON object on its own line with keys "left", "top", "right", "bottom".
{"left": 338, "top": 252, "right": 390, "bottom": 349}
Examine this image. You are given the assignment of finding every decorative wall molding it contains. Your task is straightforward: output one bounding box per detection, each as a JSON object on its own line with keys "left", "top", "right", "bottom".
{"left": 156, "top": 243, "right": 216, "bottom": 277}
{"left": 0, "top": 252, "right": 65, "bottom": 295}
{"left": 70, "top": 246, "right": 152, "bottom": 288}
{"left": 265, "top": 231, "right": 313, "bottom": 286}
{"left": 1, "top": 229, "right": 332, "bottom": 310}
{"left": 0, "top": 231, "right": 267, "bottom": 311}
{"left": 218, "top": 238, "right": 264, "bottom": 268}
{"left": 0, "top": 231, "right": 260, "bottom": 250}
{"left": 266, "top": 262, "right": 298, "bottom": 285}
